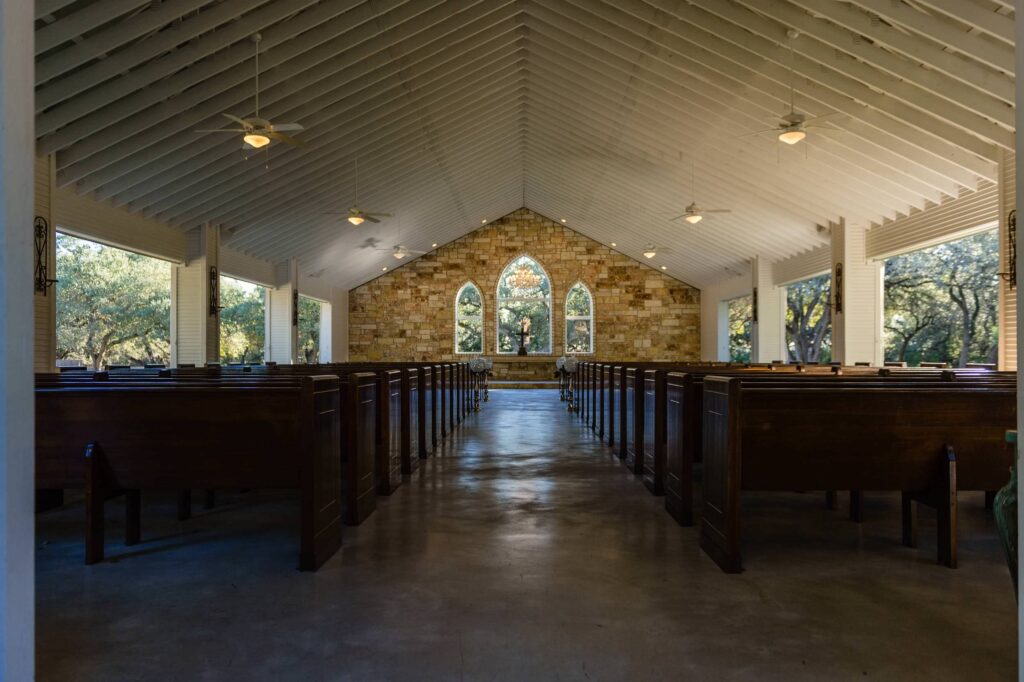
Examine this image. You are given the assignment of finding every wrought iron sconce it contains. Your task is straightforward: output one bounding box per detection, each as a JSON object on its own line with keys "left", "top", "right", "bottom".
{"left": 998, "top": 209, "right": 1016, "bottom": 289}
{"left": 208, "top": 266, "right": 220, "bottom": 316}
{"left": 292, "top": 289, "right": 299, "bottom": 327}
{"left": 833, "top": 262, "right": 843, "bottom": 314}
{"left": 34, "top": 216, "right": 58, "bottom": 294}
{"left": 752, "top": 286, "right": 758, "bottom": 323}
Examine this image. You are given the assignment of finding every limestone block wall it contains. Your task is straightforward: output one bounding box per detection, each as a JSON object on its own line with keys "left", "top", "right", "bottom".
{"left": 348, "top": 209, "right": 701, "bottom": 361}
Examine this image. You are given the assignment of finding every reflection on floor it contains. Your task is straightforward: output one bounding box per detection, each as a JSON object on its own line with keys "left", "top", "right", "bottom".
{"left": 36, "top": 389, "right": 1016, "bottom": 680}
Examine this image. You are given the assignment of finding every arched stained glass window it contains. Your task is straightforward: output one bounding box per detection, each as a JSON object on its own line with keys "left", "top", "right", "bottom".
{"left": 497, "top": 255, "right": 552, "bottom": 354}
{"left": 565, "top": 282, "right": 594, "bottom": 353}
{"left": 455, "top": 282, "right": 483, "bottom": 354}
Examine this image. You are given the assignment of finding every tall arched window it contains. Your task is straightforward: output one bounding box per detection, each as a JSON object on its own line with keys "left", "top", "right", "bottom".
{"left": 455, "top": 282, "right": 483, "bottom": 354}
{"left": 565, "top": 282, "right": 594, "bottom": 353}
{"left": 497, "top": 255, "right": 552, "bottom": 354}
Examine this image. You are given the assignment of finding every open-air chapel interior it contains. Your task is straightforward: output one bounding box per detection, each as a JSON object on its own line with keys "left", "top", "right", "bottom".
{"left": 2, "top": 0, "right": 1024, "bottom": 679}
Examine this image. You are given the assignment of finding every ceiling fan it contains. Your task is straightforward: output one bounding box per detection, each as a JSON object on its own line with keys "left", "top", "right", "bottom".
{"left": 642, "top": 244, "right": 674, "bottom": 259}
{"left": 377, "top": 244, "right": 428, "bottom": 260}
{"left": 670, "top": 163, "right": 732, "bottom": 224}
{"left": 740, "top": 31, "right": 842, "bottom": 146}
{"left": 325, "top": 159, "right": 392, "bottom": 225}
{"left": 195, "top": 34, "right": 305, "bottom": 150}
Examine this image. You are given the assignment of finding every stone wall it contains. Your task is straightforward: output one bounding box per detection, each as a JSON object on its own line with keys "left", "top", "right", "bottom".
{"left": 348, "top": 209, "right": 701, "bottom": 362}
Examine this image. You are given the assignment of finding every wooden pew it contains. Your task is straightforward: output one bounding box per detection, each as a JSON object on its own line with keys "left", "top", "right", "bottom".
{"left": 376, "top": 369, "right": 403, "bottom": 494}
{"left": 699, "top": 377, "right": 1015, "bottom": 572}
{"left": 401, "top": 368, "right": 421, "bottom": 474}
{"left": 36, "top": 375, "right": 344, "bottom": 571}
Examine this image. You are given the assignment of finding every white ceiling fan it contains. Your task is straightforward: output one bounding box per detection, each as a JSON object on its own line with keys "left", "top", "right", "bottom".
{"left": 642, "top": 243, "right": 674, "bottom": 259}
{"left": 670, "top": 163, "right": 732, "bottom": 225}
{"left": 740, "top": 31, "right": 843, "bottom": 147}
{"left": 195, "top": 34, "right": 305, "bottom": 150}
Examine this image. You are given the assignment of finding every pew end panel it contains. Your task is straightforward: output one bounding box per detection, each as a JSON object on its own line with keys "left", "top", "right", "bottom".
{"left": 698, "top": 377, "right": 743, "bottom": 573}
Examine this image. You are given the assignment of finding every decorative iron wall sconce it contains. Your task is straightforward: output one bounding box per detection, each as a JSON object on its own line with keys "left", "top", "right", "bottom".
{"left": 34, "top": 216, "right": 58, "bottom": 294}
{"left": 292, "top": 289, "right": 299, "bottom": 327}
{"left": 208, "top": 266, "right": 220, "bottom": 316}
{"left": 998, "top": 209, "right": 1016, "bottom": 289}
{"left": 752, "top": 286, "right": 758, "bottom": 323}
{"left": 833, "top": 262, "right": 843, "bottom": 314}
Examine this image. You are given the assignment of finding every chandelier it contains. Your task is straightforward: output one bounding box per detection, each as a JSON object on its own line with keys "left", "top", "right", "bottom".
{"left": 507, "top": 264, "right": 541, "bottom": 291}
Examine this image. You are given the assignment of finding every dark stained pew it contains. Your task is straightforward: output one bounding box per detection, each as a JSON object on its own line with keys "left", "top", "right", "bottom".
{"left": 36, "top": 375, "right": 344, "bottom": 571}
{"left": 700, "top": 377, "right": 1015, "bottom": 572}
{"left": 376, "top": 369, "right": 403, "bottom": 494}
{"left": 401, "top": 368, "right": 421, "bottom": 474}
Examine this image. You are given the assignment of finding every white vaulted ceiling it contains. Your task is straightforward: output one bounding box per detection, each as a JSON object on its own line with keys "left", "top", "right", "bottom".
{"left": 35, "top": 0, "right": 1015, "bottom": 289}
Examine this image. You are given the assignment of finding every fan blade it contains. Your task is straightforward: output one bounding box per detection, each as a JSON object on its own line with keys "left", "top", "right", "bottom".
{"left": 222, "top": 113, "right": 249, "bottom": 125}
{"left": 266, "top": 131, "right": 306, "bottom": 147}
{"left": 364, "top": 212, "right": 393, "bottom": 218}
{"left": 704, "top": 209, "right": 732, "bottom": 213}
{"left": 242, "top": 142, "right": 255, "bottom": 150}
{"left": 195, "top": 128, "right": 245, "bottom": 133}
{"left": 668, "top": 214, "right": 688, "bottom": 221}
{"left": 365, "top": 215, "right": 381, "bottom": 224}
{"left": 804, "top": 112, "right": 844, "bottom": 125}
{"left": 737, "top": 127, "right": 780, "bottom": 138}
{"left": 270, "top": 123, "right": 304, "bottom": 132}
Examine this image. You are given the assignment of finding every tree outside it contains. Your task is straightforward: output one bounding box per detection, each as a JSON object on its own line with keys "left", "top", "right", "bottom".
{"left": 219, "top": 275, "right": 265, "bottom": 364}
{"left": 56, "top": 233, "right": 171, "bottom": 369}
{"left": 727, "top": 295, "right": 752, "bottom": 363}
{"left": 298, "top": 296, "right": 322, "bottom": 363}
{"left": 497, "top": 255, "right": 552, "bottom": 353}
{"left": 786, "top": 274, "right": 832, "bottom": 363}
{"left": 884, "top": 230, "right": 998, "bottom": 367}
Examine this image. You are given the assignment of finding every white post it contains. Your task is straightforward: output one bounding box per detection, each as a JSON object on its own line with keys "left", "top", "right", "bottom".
{"left": 0, "top": 0, "right": 36, "bottom": 677}
{"left": 751, "top": 256, "right": 785, "bottom": 363}
{"left": 830, "top": 218, "right": 884, "bottom": 366}
{"left": 318, "top": 302, "right": 332, "bottom": 363}
{"left": 170, "top": 223, "right": 220, "bottom": 366}
{"left": 330, "top": 286, "right": 349, "bottom": 362}
{"left": 1014, "top": 7, "right": 1024, "bottom": 678}
{"left": 267, "top": 258, "right": 299, "bottom": 364}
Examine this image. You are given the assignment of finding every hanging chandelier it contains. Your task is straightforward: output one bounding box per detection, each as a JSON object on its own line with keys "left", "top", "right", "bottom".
{"left": 508, "top": 264, "right": 541, "bottom": 291}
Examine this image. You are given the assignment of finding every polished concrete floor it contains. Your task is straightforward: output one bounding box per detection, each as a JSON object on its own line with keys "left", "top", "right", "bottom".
{"left": 37, "top": 390, "right": 1016, "bottom": 681}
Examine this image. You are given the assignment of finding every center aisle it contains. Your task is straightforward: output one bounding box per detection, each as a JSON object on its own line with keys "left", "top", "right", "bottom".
{"left": 37, "top": 389, "right": 1015, "bottom": 680}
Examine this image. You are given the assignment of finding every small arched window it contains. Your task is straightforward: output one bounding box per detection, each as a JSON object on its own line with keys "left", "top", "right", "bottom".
{"left": 455, "top": 282, "right": 483, "bottom": 354}
{"left": 497, "top": 255, "right": 552, "bottom": 354}
{"left": 565, "top": 282, "right": 594, "bottom": 354}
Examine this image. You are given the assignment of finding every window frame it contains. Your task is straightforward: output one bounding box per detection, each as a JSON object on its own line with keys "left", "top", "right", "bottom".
{"left": 496, "top": 255, "right": 553, "bottom": 355}
{"left": 454, "top": 281, "right": 484, "bottom": 354}
{"left": 564, "top": 281, "right": 594, "bottom": 354}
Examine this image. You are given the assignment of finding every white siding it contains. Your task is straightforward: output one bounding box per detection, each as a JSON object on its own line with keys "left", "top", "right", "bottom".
{"left": 220, "top": 244, "right": 276, "bottom": 287}
{"left": 699, "top": 273, "right": 750, "bottom": 361}
{"left": 54, "top": 186, "right": 186, "bottom": 263}
{"left": 832, "top": 221, "right": 883, "bottom": 366}
{"left": 866, "top": 182, "right": 999, "bottom": 260}
{"left": 773, "top": 244, "right": 831, "bottom": 287}
{"left": 34, "top": 156, "right": 56, "bottom": 372}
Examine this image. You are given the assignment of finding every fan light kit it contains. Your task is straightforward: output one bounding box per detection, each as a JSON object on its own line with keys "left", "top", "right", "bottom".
{"left": 244, "top": 133, "right": 270, "bottom": 149}
{"left": 643, "top": 246, "right": 657, "bottom": 259}
{"left": 348, "top": 214, "right": 364, "bottom": 226}
{"left": 778, "top": 128, "right": 807, "bottom": 145}
{"left": 671, "top": 165, "right": 732, "bottom": 225}
{"left": 685, "top": 213, "right": 703, "bottom": 225}
{"left": 325, "top": 159, "right": 392, "bottom": 226}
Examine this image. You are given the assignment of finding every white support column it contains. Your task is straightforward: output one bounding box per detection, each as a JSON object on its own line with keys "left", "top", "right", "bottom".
{"left": 830, "top": 219, "right": 884, "bottom": 366}
{"left": 266, "top": 258, "right": 299, "bottom": 364}
{"left": 998, "top": 148, "right": 1017, "bottom": 371}
{"left": 170, "top": 223, "right": 220, "bottom": 367}
{"left": 1014, "top": 11, "right": 1024, "bottom": 675}
{"left": 751, "top": 256, "right": 785, "bottom": 363}
{"left": 0, "top": 0, "right": 36, "bottom": 677}
{"left": 319, "top": 302, "right": 332, "bottom": 363}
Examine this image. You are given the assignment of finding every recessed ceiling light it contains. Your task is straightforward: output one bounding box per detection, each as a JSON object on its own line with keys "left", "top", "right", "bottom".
{"left": 381, "top": 266, "right": 388, "bottom": 271}
{"left": 610, "top": 242, "right": 617, "bottom": 247}
{"left": 481, "top": 219, "right": 487, "bottom": 224}
{"left": 560, "top": 218, "right": 567, "bottom": 223}
{"left": 431, "top": 243, "right": 438, "bottom": 248}
{"left": 661, "top": 266, "right": 667, "bottom": 270}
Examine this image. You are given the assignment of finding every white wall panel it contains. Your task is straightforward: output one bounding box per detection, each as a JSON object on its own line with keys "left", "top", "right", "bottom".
{"left": 699, "top": 273, "right": 749, "bottom": 361}
{"left": 773, "top": 244, "right": 832, "bottom": 287}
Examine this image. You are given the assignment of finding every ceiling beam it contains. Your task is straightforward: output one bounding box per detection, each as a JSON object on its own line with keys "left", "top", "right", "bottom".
{"left": 35, "top": 0, "right": 150, "bottom": 55}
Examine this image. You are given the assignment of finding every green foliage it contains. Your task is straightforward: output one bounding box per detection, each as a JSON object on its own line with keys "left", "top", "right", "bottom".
{"left": 727, "top": 295, "right": 752, "bottom": 363}
{"left": 219, "top": 275, "right": 265, "bottom": 365}
{"left": 298, "top": 296, "right": 322, "bottom": 364}
{"left": 456, "top": 284, "right": 483, "bottom": 353}
{"left": 565, "top": 283, "right": 593, "bottom": 353}
{"left": 884, "top": 230, "right": 998, "bottom": 367}
{"left": 497, "top": 256, "right": 552, "bottom": 353}
{"left": 786, "top": 274, "right": 832, "bottom": 363}
{"left": 56, "top": 234, "right": 171, "bottom": 369}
